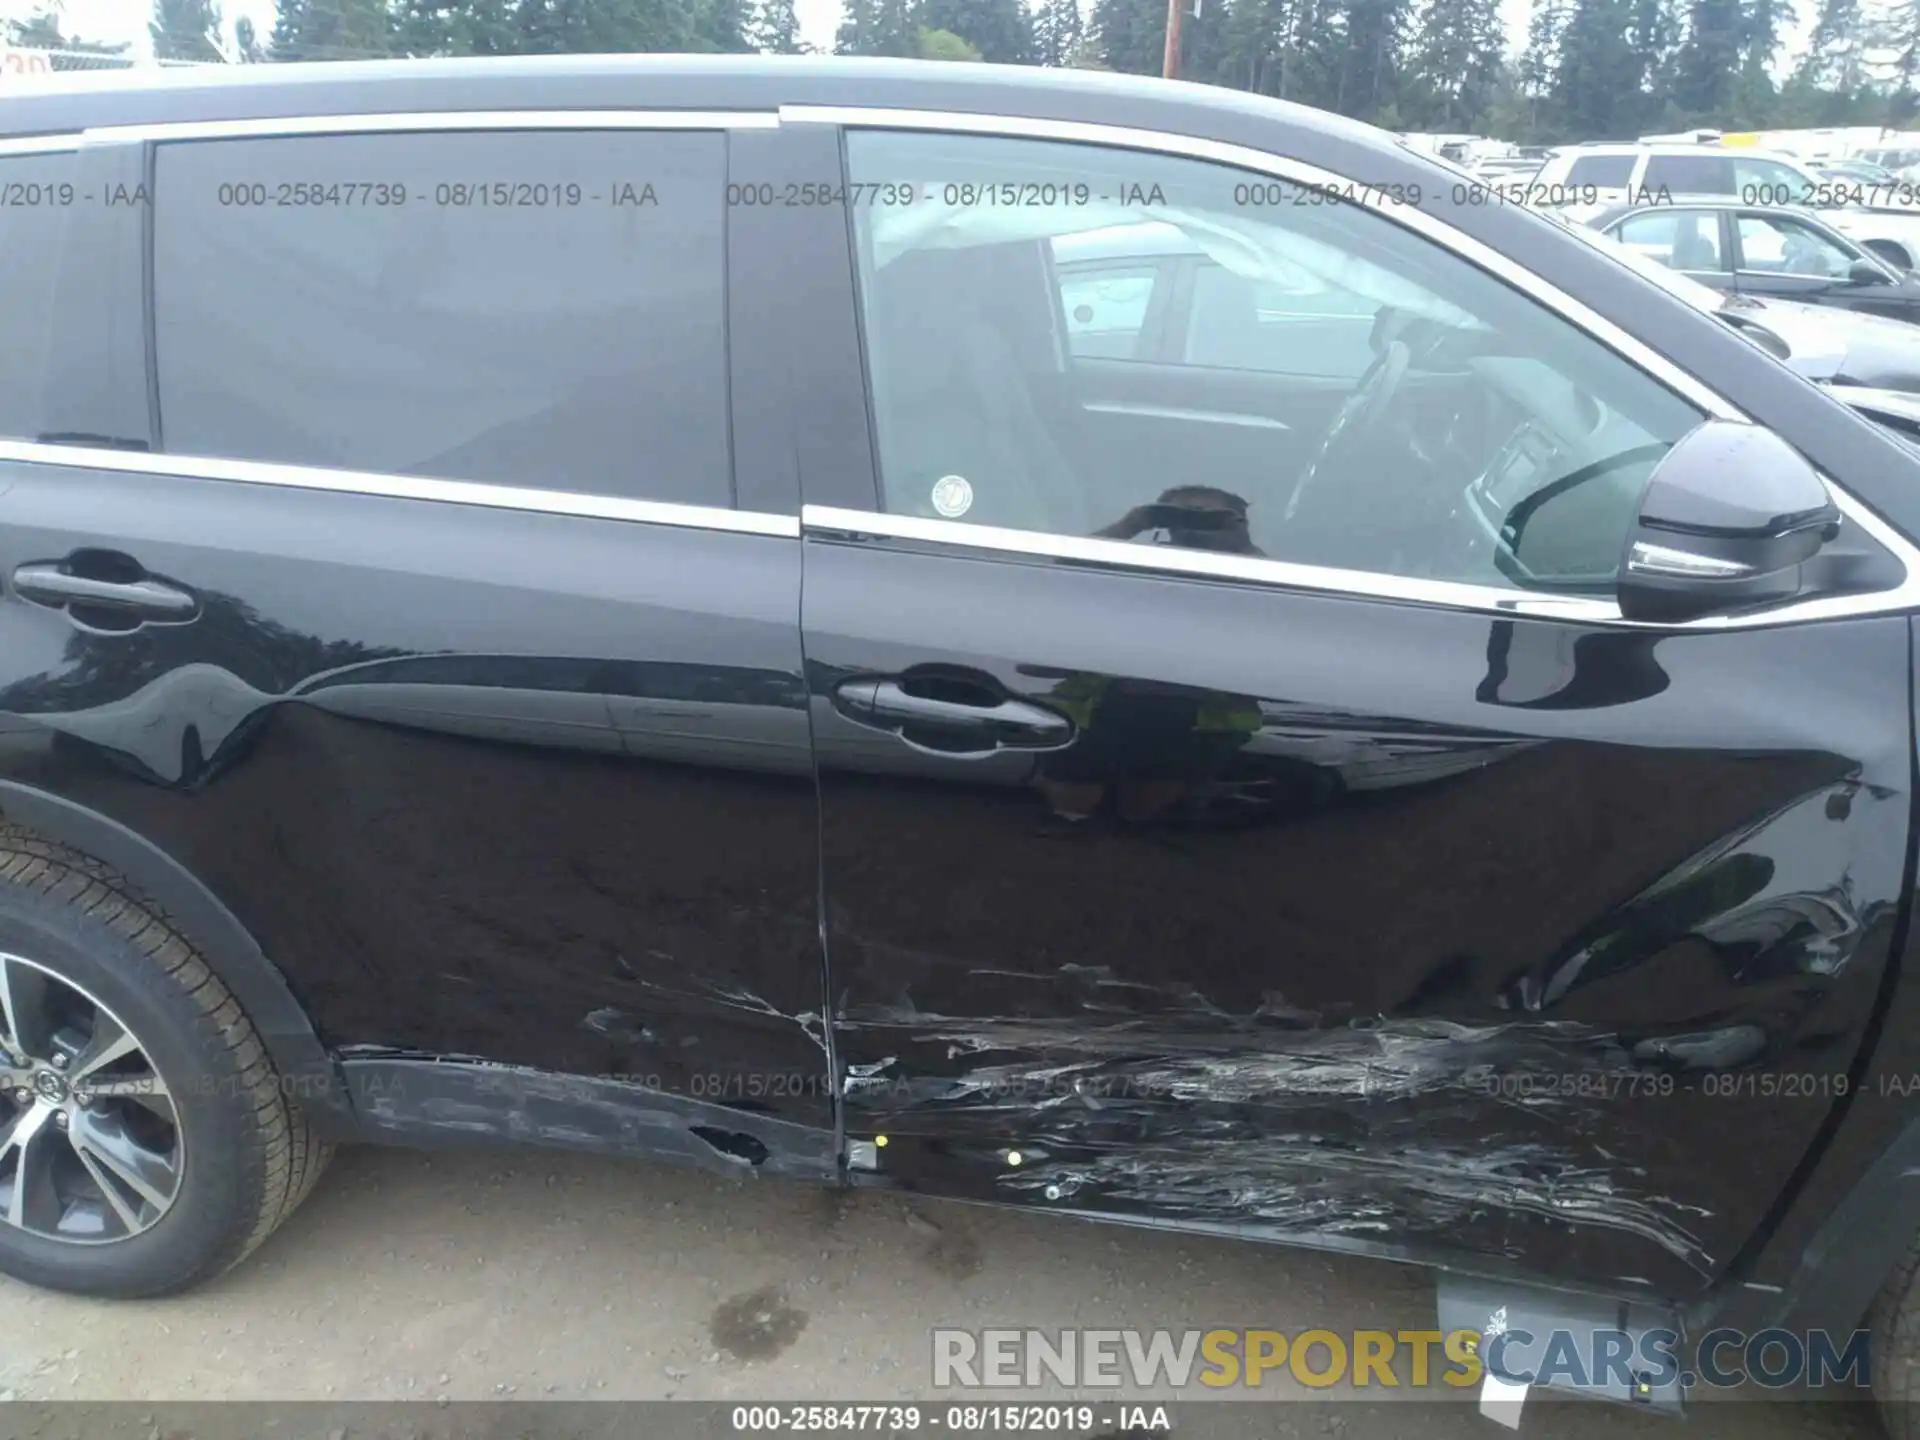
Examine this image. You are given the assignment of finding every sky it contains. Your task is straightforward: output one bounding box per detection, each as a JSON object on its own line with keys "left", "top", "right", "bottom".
{"left": 8, "top": 0, "right": 1809, "bottom": 81}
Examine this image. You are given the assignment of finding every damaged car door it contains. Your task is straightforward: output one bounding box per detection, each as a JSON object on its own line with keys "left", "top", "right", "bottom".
{"left": 795, "top": 119, "right": 1915, "bottom": 1299}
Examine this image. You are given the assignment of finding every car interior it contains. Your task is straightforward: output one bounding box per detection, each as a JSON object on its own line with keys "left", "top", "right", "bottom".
{"left": 848, "top": 160, "right": 1706, "bottom": 598}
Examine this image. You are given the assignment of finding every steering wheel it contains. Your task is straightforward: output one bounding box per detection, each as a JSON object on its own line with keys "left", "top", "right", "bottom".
{"left": 1282, "top": 338, "right": 1413, "bottom": 526}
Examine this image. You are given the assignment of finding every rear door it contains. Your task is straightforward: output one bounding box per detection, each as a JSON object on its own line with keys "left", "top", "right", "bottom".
{"left": 0, "top": 114, "right": 834, "bottom": 1154}
{"left": 795, "top": 115, "right": 1914, "bottom": 1298}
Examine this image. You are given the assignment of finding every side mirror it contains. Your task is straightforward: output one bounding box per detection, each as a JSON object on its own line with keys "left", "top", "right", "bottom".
{"left": 1848, "top": 257, "right": 1888, "bottom": 286}
{"left": 1618, "top": 421, "right": 1842, "bottom": 623}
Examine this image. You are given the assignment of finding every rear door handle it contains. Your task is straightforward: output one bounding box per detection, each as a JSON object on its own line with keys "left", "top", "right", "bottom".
{"left": 12, "top": 562, "right": 198, "bottom": 619}
{"left": 834, "top": 678, "right": 1073, "bottom": 748}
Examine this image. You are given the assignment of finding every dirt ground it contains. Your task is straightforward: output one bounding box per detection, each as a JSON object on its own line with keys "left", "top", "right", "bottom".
{"left": 0, "top": 1144, "right": 1888, "bottom": 1439}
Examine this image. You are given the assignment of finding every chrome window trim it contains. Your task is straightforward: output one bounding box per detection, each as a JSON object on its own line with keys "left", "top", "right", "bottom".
{"left": 82, "top": 110, "right": 778, "bottom": 146}
{"left": 801, "top": 503, "right": 1909, "bottom": 631}
{"left": 783, "top": 104, "right": 1920, "bottom": 630}
{"left": 1081, "top": 401, "right": 1290, "bottom": 430}
{"left": 0, "top": 135, "right": 81, "bottom": 157}
{"left": 0, "top": 440, "right": 799, "bottom": 539}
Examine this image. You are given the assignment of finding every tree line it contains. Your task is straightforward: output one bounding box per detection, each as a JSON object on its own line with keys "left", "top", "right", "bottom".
{"left": 0, "top": 0, "right": 1908, "bottom": 142}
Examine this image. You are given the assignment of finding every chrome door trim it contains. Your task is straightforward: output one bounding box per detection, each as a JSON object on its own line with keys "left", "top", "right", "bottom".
{"left": 801, "top": 491, "right": 1917, "bottom": 631}
{"left": 0, "top": 440, "right": 799, "bottom": 538}
{"left": 84, "top": 110, "right": 778, "bottom": 146}
{"left": 783, "top": 104, "right": 1920, "bottom": 628}
{"left": 0, "top": 134, "right": 82, "bottom": 156}
{"left": 1082, "top": 401, "right": 1290, "bottom": 430}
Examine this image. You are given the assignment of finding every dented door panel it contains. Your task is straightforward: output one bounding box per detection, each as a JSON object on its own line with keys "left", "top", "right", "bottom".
{"left": 805, "top": 538, "right": 1910, "bottom": 1297}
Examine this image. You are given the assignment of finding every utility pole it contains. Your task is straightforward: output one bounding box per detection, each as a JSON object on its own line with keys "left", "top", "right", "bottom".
{"left": 1162, "top": 0, "right": 1183, "bottom": 78}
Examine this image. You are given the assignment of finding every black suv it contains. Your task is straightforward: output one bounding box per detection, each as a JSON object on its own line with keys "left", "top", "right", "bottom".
{"left": 4, "top": 53, "right": 1920, "bottom": 1431}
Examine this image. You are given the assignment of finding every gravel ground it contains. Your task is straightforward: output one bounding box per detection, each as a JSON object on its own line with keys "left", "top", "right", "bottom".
{"left": 0, "top": 1144, "right": 1887, "bottom": 1439}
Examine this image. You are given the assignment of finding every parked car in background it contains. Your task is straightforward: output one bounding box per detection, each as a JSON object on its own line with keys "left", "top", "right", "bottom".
{"left": 1589, "top": 197, "right": 1920, "bottom": 323}
{"left": 12, "top": 55, "right": 1920, "bottom": 1440}
{"left": 1539, "top": 206, "right": 1920, "bottom": 392}
{"left": 1822, "top": 159, "right": 1901, "bottom": 186}
{"left": 1541, "top": 142, "right": 1920, "bottom": 269}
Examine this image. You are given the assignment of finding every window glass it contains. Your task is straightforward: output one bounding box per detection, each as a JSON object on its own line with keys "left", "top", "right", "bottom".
{"left": 0, "top": 151, "right": 76, "bottom": 441}
{"left": 1053, "top": 255, "right": 1159, "bottom": 360}
{"left": 1564, "top": 154, "right": 1635, "bottom": 188}
{"left": 1736, "top": 214, "right": 1856, "bottom": 279}
{"left": 1643, "top": 153, "right": 1736, "bottom": 194}
{"left": 152, "top": 131, "right": 730, "bottom": 506}
{"left": 845, "top": 131, "right": 1704, "bottom": 596}
{"left": 1182, "top": 261, "right": 1379, "bottom": 377}
{"left": 1614, "top": 210, "right": 1727, "bottom": 272}
{"left": 1731, "top": 156, "right": 1816, "bottom": 203}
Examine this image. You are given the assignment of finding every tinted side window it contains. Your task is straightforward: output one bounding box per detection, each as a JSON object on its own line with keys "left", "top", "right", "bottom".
{"left": 845, "top": 131, "right": 1704, "bottom": 595}
{"left": 152, "top": 131, "right": 730, "bottom": 506}
{"left": 0, "top": 151, "right": 77, "bottom": 441}
{"left": 1564, "top": 154, "right": 1635, "bottom": 188}
{"left": 1643, "top": 153, "right": 1737, "bottom": 193}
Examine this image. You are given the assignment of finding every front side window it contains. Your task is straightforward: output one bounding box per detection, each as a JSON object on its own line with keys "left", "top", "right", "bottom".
{"left": 152, "top": 130, "right": 731, "bottom": 507}
{"left": 846, "top": 130, "right": 1704, "bottom": 595}
{"left": 1614, "top": 210, "right": 1727, "bottom": 273}
{"left": 0, "top": 151, "right": 76, "bottom": 442}
{"left": 1735, "top": 214, "right": 1857, "bottom": 279}
{"left": 1732, "top": 156, "right": 1817, "bottom": 204}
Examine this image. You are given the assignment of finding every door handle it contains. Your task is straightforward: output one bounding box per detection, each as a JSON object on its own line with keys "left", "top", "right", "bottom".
{"left": 12, "top": 562, "right": 198, "bottom": 619}
{"left": 833, "top": 677, "right": 1073, "bottom": 749}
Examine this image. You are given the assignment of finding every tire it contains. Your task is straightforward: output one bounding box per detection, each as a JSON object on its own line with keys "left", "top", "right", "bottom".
{"left": 0, "top": 824, "right": 330, "bottom": 1297}
{"left": 1871, "top": 1231, "right": 1920, "bottom": 1439}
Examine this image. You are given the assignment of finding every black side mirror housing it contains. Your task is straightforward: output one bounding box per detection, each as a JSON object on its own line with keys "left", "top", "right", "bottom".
{"left": 1849, "top": 257, "right": 1889, "bottom": 286}
{"left": 1617, "top": 421, "right": 1842, "bottom": 623}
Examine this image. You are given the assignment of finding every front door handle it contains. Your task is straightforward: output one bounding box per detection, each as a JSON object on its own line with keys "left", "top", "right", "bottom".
{"left": 833, "top": 677, "right": 1073, "bottom": 749}
{"left": 12, "top": 562, "right": 198, "bottom": 620}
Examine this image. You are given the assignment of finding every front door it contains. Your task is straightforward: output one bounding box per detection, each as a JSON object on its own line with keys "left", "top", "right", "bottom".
{"left": 796, "top": 118, "right": 1912, "bottom": 1298}
{"left": 0, "top": 117, "right": 834, "bottom": 1137}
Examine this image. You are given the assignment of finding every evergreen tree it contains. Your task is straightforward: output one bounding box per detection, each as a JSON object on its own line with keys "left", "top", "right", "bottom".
{"left": 1030, "top": 0, "right": 1081, "bottom": 63}
{"left": 235, "top": 14, "right": 267, "bottom": 57}
{"left": 1555, "top": 0, "right": 1640, "bottom": 135}
{"left": 746, "top": 0, "right": 803, "bottom": 51}
{"left": 1334, "top": 0, "right": 1411, "bottom": 119}
{"left": 1404, "top": 0, "right": 1506, "bottom": 128}
{"left": 1088, "top": 0, "right": 1164, "bottom": 73}
{"left": 836, "top": 0, "right": 923, "bottom": 53}
{"left": 271, "top": 0, "right": 397, "bottom": 60}
{"left": 920, "top": 0, "right": 1033, "bottom": 59}
{"left": 1671, "top": 0, "right": 1742, "bottom": 116}
{"left": 1794, "top": 0, "right": 1865, "bottom": 90}
{"left": 151, "top": 0, "right": 225, "bottom": 60}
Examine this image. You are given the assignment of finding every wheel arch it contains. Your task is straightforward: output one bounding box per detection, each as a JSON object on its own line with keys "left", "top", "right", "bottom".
{"left": 0, "top": 779, "right": 357, "bottom": 1136}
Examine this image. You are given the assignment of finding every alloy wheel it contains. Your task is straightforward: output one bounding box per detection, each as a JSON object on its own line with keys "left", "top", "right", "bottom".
{"left": 0, "top": 951, "right": 184, "bottom": 1243}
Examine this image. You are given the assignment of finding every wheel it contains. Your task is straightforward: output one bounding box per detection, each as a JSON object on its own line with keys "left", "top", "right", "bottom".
{"left": 0, "top": 825, "right": 330, "bottom": 1296}
{"left": 1871, "top": 1231, "right": 1920, "bottom": 1439}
